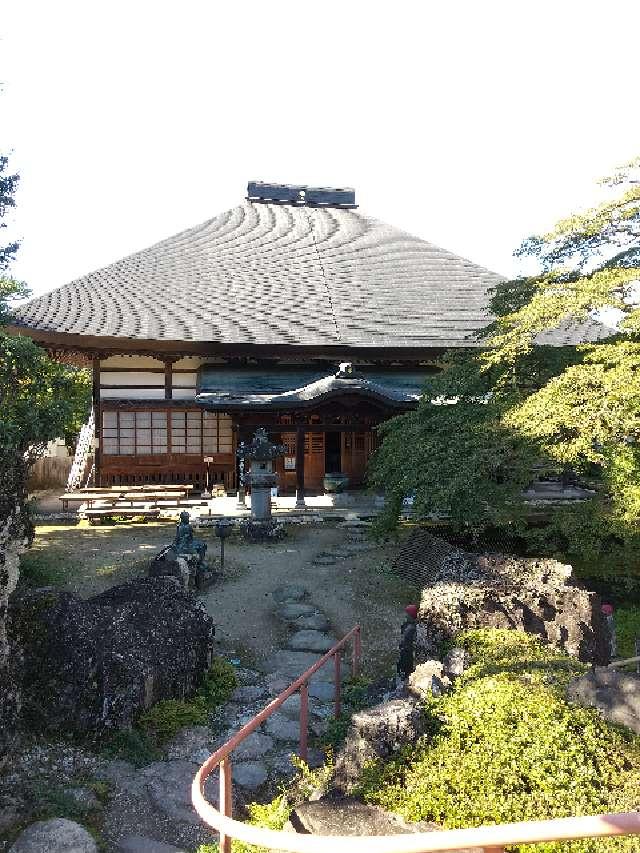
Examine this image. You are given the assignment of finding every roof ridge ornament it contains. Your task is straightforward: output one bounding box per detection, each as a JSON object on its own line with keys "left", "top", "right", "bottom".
{"left": 335, "top": 362, "right": 355, "bottom": 378}
{"left": 247, "top": 181, "right": 357, "bottom": 208}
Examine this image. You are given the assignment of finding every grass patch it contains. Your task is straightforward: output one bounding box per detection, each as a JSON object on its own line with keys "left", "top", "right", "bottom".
{"left": 19, "top": 549, "right": 79, "bottom": 587}
{"left": 99, "top": 727, "right": 161, "bottom": 767}
{"left": 355, "top": 629, "right": 640, "bottom": 853}
{"left": 138, "top": 698, "right": 209, "bottom": 744}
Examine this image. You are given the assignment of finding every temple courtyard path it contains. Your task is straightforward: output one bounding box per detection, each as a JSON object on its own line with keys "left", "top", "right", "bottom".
{"left": 27, "top": 520, "right": 418, "bottom": 678}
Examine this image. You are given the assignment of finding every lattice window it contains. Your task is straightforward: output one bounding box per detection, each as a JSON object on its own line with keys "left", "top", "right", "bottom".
{"left": 171, "top": 411, "right": 232, "bottom": 455}
{"left": 102, "top": 411, "right": 167, "bottom": 455}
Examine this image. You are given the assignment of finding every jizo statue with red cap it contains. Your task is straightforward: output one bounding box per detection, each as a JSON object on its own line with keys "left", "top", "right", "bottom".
{"left": 397, "top": 604, "right": 419, "bottom": 680}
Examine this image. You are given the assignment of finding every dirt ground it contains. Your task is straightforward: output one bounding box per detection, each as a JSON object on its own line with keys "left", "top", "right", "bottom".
{"left": 24, "top": 520, "right": 418, "bottom": 679}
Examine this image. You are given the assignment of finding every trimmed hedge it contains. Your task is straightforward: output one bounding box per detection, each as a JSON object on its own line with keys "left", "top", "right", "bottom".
{"left": 356, "top": 629, "right": 640, "bottom": 852}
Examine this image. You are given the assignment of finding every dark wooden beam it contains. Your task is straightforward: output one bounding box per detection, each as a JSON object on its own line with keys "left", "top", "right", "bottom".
{"left": 295, "top": 425, "right": 305, "bottom": 508}
{"left": 92, "top": 357, "right": 101, "bottom": 486}
{"left": 164, "top": 358, "right": 174, "bottom": 400}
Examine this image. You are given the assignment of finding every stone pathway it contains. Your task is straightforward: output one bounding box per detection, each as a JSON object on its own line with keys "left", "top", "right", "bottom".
{"left": 97, "top": 530, "right": 371, "bottom": 852}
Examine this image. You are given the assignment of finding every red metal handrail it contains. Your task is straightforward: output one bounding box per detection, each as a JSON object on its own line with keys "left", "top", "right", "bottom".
{"left": 192, "top": 626, "right": 640, "bottom": 852}
{"left": 194, "top": 625, "right": 361, "bottom": 852}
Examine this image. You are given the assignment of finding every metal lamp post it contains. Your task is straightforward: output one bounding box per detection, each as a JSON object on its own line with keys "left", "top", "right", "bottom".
{"left": 215, "top": 519, "right": 233, "bottom": 569}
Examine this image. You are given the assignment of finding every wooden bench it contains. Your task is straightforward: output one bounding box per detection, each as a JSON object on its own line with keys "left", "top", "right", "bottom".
{"left": 60, "top": 492, "right": 126, "bottom": 510}
{"left": 83, "top": 507, "right": 160, "bottom": 525}
{"left": 61, "top": 487, "right": 190, "bottom": 510}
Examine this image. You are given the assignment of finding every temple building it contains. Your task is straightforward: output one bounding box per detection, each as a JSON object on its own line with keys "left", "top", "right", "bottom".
{"left": 10, "top": 181, "right": 508, "bottom": 499}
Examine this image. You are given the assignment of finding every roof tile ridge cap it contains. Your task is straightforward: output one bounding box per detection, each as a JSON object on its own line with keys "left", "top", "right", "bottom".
{"left": 354, "top": 210, "right": 506, "bottom": 281}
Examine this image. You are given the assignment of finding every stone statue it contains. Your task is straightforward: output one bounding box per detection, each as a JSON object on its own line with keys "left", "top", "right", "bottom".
{"left": 397, "top": 604, "right": 418, "bottom": 680}
{"left": 174, "top": 511, "right": 207, "bottom": 565}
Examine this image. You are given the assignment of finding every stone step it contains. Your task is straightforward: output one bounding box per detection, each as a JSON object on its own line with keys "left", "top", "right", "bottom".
{"left": 262, "top": 650, "right": 347, "bottom": 684}
{"left": 272, "top": 584, "right": 308, "bottom": 604}
{"left": 286, "top": 799, "right": 480, "bottom": 851}
{"left": 276, "top": 602, "right": 317, "bottom": 621}
{"left": 233, "top": 760, "right": 268, "bottom": 790}
{"left": 287, "top": 630, "right": 335, "bottom": 653}
{"left": 292, "top": 612, "right": 330, "bottom": 632}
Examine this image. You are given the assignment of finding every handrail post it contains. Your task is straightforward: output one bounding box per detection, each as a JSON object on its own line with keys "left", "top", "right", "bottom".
{"left": 352, "top": 625, "right": 361, "bottom": 678}
{"left": 219, "top": 757, "right": 233, "bottom": 853}
{"left": 299, "top": 681, "right": 309, "bottom": 763}
{"left": 334, "top": 652, "right": 341, "bottom": 718}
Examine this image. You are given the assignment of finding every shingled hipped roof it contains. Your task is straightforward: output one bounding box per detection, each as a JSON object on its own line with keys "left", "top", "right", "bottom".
{"left": 12, "top": 200, "right": 505, "bottom": 350}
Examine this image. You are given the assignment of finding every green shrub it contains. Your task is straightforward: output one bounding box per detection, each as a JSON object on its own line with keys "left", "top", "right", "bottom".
{"left": 315, "top": 676, "right": 372, "bottom": 751}
{"left": 615, "top": 606, "right": 640, "bottom": 660}
{"left": 196, "top": 656, "right": 237, "bottom": 708}
{"left": 195, "top": 794, "right": 290, "bottom": 853}
{"left": 356, "top": 629, "right": 640, "bottom": 852}
{"left": 138, "top": 698, "right": 208, "bottom": 745}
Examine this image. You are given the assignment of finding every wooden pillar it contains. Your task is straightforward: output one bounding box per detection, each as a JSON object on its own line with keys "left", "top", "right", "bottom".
{"left": 92, "top": 356, "right": 101, "bottom": 487}
{"left": 295, "top": 425, "right": 305, "bottom": 508}
{"left": 164, "top": 358, "right": 174, "bottom": 400}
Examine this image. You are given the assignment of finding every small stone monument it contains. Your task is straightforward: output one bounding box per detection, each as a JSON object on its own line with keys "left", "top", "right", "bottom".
{"left": 238, "top": 428, "right": 286, "bottom": 540}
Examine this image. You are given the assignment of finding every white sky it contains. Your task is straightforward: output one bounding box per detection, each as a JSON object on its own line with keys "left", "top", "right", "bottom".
{"left": 2, "top": 0, "right": 640, "bottom": 298}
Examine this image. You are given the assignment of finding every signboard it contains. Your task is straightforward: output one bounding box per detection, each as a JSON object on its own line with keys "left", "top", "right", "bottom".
{"left": 284, "top": 456, "right": 296, "bottom": 471}
{"left": 204, "top": 456, "right": 214, "bottom": 463}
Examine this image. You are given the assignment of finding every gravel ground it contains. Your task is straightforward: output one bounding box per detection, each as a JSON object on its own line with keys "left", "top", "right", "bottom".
{"left": 25, "top": 519, "right": 417, "bottom": 675}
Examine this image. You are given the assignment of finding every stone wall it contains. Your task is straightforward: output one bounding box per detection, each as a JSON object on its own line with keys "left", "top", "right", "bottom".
{"left": 392, "top": 530, "right": 610, "bottom": 664}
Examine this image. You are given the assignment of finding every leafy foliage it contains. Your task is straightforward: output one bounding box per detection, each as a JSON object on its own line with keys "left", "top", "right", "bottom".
{"left": 195, "top": 794, "right": 291, "bottom": 853}
{"left": 0, "top": 151, "right": 90, "bottom": 539}
{"left": 356, "top": 629, "right": 640, "bottom": 852}
{"left": 372, "top": 157, "right": 640, "bottom": 561}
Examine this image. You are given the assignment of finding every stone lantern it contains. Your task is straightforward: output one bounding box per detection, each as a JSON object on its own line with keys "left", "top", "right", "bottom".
{"left": 237, "top": 428, "right": 286, "bottom": 522}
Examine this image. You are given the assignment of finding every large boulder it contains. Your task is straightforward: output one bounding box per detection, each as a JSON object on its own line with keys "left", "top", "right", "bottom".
{"left": 567, "top": 667, "right": 640, "bottom": 734}
{"left": 10, "top": 576, "right": 215, "bottom": 734}
{"left": 392, "top": 531, "right": 610, "bottom": 663}
{"left": 331, "top": 698, "right": 426, "bottom": 794}
{"left": 287, "top": 799, "right": 480, "bottom": 851}
{"left": 9, "top": 818, "right": 97, "bottom": 853}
